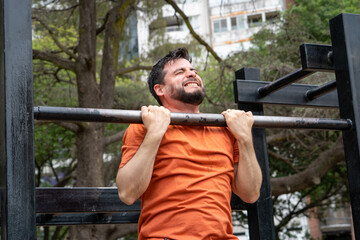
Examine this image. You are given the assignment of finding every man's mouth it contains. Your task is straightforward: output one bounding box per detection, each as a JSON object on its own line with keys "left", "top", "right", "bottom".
{"left": 184, "top": 80, "right": 201, "bottom": 87}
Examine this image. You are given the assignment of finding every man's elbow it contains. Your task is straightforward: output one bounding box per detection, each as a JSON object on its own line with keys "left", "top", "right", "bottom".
{"left": 233, "top": 184, "right": 261, "bottom": 204}
{"left": 117, "top": 189, "right": 137, "bottom": 205}
{"left": 241, "top": 192, "right": 260, "bottom": 204}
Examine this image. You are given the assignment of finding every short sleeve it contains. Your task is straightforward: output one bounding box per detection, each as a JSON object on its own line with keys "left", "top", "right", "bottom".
{"left": 119, "top": 124, "right": 146, "bottom": 168}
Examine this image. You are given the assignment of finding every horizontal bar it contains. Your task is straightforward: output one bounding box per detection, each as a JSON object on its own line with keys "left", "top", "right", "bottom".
{"left": 255, "top": 116, "right": 351, "bottom": 130}
{"left": 258, "top": 69, "right": 314, "bottom": 97}
{"left": 305, "top": 80, "right": 337, "bottom": 101}
{"left": 34, "top": 191, "right": 247, "bottom": 226}
{"left": 234, "top": 80, "right": 339, "bottom": 108}
{"left": 35, "top": 188, "right": 246, "bottom": 213}
{"left": 36, "top": 187, "right": 140, "bottom": 213}
{"left": 34, "top": 106, "right": 351, "bottom": 130}
{"left": 36, "top": 212, "right": 140, "bottom": 226}
{"left": 300, "top": 44, "right": 334, "bottom": 72}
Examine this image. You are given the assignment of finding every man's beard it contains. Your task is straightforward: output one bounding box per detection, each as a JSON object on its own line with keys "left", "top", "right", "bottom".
{"left": 171, "top": 85, "right": 205, "bottom": 105}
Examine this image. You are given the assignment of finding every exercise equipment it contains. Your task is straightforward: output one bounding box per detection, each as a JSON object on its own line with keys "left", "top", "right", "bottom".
{"left": 34, "top": 106, "right": 352, "bottom": 130}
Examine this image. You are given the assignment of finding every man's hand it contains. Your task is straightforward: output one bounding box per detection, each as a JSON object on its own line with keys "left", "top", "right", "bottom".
{"left": 141, "top": 105, "right": 171, "bottom": 138}
{"left": 221, "top": 109, "right": 254, "bottom": 143}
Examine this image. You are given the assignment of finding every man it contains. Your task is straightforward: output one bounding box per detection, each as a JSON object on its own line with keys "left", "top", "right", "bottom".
{"left": 116, "top": 48, "right": 262, "bottom": 240}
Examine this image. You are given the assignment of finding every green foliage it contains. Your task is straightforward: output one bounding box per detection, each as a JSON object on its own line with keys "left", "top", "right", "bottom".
{"left": 34, "top": 123, "right": 75, "bottom": 187}
{"left": 37, "top": 226, "right": 68, "bottom": 240}
{"left": 33, "top": 61, "right": 78, "bottom": 106}
{"left": 289, "top": 0, "right": 360, "bottom": 43}
{"left": 114, "top": 77, "right": 157, "bottom": 109}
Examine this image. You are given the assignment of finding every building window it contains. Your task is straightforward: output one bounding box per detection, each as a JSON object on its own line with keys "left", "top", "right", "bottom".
{"left": 265, "top": 11, "right": 280, "bottom": 24}
{"left": 247, "top": 14, "right": 262, "bottom": 28}
{"left": 230, "top": 15, "right": 246, "bottom": 30}
{"left": 213, "top": 18, "right": 228, "bottom": 33}
{"left": 165, "top": 16, "right": 184, "bottom": 32}
{"left": 189, "top": 15, "right": 200, "bottom": 30}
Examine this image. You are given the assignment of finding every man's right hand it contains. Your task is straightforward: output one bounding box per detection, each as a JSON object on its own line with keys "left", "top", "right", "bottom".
{"left": 141, "top": 105, "right": 171, "bottom": 137}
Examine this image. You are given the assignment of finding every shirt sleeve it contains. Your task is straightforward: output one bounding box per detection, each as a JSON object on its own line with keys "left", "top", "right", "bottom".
{"left": 119, "top": 124, "right": 146, "bottom": 168}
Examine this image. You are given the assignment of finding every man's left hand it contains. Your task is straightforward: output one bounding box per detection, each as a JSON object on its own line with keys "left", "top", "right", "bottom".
{"left": 222, "top": 109, "right": 254, "bottom": 143}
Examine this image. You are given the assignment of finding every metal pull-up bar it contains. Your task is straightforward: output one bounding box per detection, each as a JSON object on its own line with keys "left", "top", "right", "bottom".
{"left": 34, "top": 106, "right": 352, "bottom": 130}
{"left": 257, "top": 69, "right": 313, "bottom": 97}
{"left": 305, "top": 80, "right": 337, "bottom": 101}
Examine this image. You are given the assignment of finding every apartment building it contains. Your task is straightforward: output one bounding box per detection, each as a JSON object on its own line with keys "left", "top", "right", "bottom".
{"left": 137, "top": 0, "right": 286, "bottom": 58}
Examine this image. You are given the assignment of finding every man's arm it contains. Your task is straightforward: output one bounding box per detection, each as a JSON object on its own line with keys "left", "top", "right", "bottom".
{"left": 116, "top": 106, "right": 170, "bottom": 205}
{"left": 222, "top": 109, "right": 262, "bottom": 203}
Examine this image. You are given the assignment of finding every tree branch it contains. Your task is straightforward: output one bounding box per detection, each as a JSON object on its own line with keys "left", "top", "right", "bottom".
{"left": 266, "top": 131, "right": 288, "bottom": 144}
{"left": 32, "top": 15, "right": 79, "bottom": 60}
{"left": 275, "top": 184, "right": 343, "bottom": 232}
{"left": 33, "top": 3, "right": 79, "bottom": 13}
{"left": 104, "top": 129, "right": 127, "bottom": 146}
{"left": 164, "top": 0, "right": 223, "bottom": 63}
{"left": 267, "top": 149, "right": 299, "bottom": 173}
{"left": 117, "top": 65, "right": 153, "bottom": 75}
{"left": 34, "top": 120, "right": 80, "bottom": 133}
{"left": 33, "top": 49, "right": 76, "bottom": 71}
{"left": 270, "top": 137, "right": 345, "bottom": 196}
{"left": 96, "top": 11, "right": 110, "bottom": 35}
{"left": 54, "top": 122, "right": 80, "bottom": 133}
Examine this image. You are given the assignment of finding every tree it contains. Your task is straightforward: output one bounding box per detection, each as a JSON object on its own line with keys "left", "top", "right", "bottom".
{"left": 32, "top": 0, "right": 154, "bottom": 239}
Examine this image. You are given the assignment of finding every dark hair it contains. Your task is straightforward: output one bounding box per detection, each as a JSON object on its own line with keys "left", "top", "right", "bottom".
{"left": 148, "top": 47, "right": 192, "bottom": 105}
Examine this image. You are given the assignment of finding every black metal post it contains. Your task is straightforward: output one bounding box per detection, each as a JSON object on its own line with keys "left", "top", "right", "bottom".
{"left": 0, "top": 0, "right": 35, "bottom": 239}
{"left": 234, "top": 68, "right": 275, "bottom": 240}
{"left": 330, "top": 13, "right": 360, "bottom": 239}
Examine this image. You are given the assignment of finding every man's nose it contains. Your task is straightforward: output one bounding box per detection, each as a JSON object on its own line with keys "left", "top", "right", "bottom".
{"left": 186, "top": 70, "right": 197, "bottom": 78}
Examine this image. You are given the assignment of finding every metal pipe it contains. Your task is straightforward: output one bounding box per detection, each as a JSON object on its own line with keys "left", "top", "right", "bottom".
{"left": 305, "top": 80, "right": 337, "bottom": 101}
{"left": 34, "top": 106, "right": 352, "bottom": 130}
{"left": 258, "top": 69, "right": 313, "bottom": 97}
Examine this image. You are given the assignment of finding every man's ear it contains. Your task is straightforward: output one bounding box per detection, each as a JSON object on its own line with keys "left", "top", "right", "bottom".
{"left": 154, "top": 84, "right": 164, "bottom": 97}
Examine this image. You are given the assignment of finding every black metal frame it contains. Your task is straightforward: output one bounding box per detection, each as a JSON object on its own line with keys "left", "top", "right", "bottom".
{"left": 231, "top": 14, "right": 360, "bottom": 239}
{"left": 330, "top": 13, "right": 360, "bottom": 240}
{"left": 0, "top": 5, "right": 359, "bottom": 240}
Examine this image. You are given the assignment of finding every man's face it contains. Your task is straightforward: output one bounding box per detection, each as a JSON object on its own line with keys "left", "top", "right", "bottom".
{"left": 161, "top": 58, "right": 205, "bottom": 105}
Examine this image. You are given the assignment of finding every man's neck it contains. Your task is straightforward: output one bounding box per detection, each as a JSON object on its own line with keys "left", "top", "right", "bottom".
{"left": 162, "top": 100, "right": 200, "bottom": 113}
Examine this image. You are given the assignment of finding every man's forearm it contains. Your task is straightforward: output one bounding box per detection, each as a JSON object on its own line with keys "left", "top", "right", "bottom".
{"left": 116, "top": 132, "right": 163, "bottom": 205}
{"left": 233, "top": 140, "right": 262, "bottom": 203}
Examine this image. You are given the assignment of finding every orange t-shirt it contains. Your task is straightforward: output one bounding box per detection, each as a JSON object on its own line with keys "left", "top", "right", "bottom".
{"left": 120, "top": 124, "right": 239, "bottom": 240}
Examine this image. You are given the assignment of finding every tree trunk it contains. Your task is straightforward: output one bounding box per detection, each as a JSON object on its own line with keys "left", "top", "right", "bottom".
{"left": 69, "top": 1, "right": 107, "bottom": 238}
{"left": 68, "top": 1, "right": 136, "bottom": 239}
{"left": 75, "top": 123, "right": 105, "bottom": 186}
